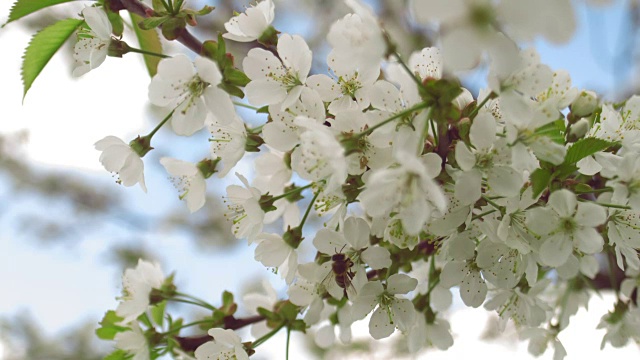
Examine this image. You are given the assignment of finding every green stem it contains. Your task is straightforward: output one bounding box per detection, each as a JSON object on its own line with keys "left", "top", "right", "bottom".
{"left": 393, "top": 51, "right": 423, "bottom": 89}
{"left": 159, "top": 0, "right": 172, "bottom": 13}
{"left": 233, "top": 101, "right": 261, "bottom": 111}
{"left": 299, "top": 190, "right": 320, "bottom": 230}
{"left": 574, "top": 187, "right": 613, "bottom": 195}
{"left": 482, "top": 195, "right": 505, "bottom": 215}
{"left": 286, "top": 327, "right": 291, "bottom": 360}
{"left": 577, "top": 200, "right": 631, "bottom": 210}
{"left": 430, "top": 118, "right": 438, "bottom": 147}
{"left": 468, "top": 92, "right": 495, "bottom": 120}
{"left": 127, "top": 46, "right": 170, "bottom": 58}
{"left": 607, "top": 249, "right": 620, "bottom": 296}
{"left": 145, "top": 110, "right": 174, "bottom": 138}
{"left": 419, "top": 108, "right": 433, "bottom": 153}
{"left": 174, "top": 292, "right": 217, "bottom": 311}
{"left": 167, "top": 298, "right": 215, "bottom": 311}
{"left": 252, "top": 323, "right": 285, "bottom": 348}
{"left": 472, "top": 209, "right": 497, "bottom": 221}
{"left": 268, "top": 183, "right": 313, "bottom": 203}
{"left": 355, "top": 102, "right": 430, "bottom": 139}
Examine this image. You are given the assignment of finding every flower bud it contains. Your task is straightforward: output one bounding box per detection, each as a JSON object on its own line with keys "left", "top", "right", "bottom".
{"left": 570, "top": 90, "right": 598, "bottom": 118}
{"left": 569, "top": 118, "right": 590, "bottom": 140}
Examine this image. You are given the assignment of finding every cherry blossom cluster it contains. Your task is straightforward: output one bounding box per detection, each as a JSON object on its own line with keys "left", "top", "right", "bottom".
{"left": 28, "top": 0, "right": 640, "bottom": 359}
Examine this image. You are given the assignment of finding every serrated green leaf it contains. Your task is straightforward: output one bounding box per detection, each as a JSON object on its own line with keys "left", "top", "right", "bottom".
{"left": 130, "top": 12, "right": 163, "bottom": 77}
{"left": 563, "top": 138, "right": 615, "bottom": 165}
{"left": 96, "top": 311, "right": 128, "bottom": 340}
{"left": 104, "top": 349, "right": 129, "bottom": 360}
{"left": 21, "top": 18, "right": 84, "bottom": 99}
{"left": 139, "top": 16, "right": 169, "bottom": 30}
{"left": 4, "top": 0, "right": 75, "bottom": 26}
{"left": 530, "top": 168, "right": 552, "bottom": 199}
{"left": 150, "top": 301, "right": 166, "bottom": 326}
{"left": 535, "top": 119, "right": 565, "bottom": 144}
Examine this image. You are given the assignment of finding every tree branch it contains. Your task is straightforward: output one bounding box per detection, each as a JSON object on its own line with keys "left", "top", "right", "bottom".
{"left": 116, "top": 0, "right": 204, "bottom": 54}
{"left": 173, "top": 314, "right": 265, "bottom": 352}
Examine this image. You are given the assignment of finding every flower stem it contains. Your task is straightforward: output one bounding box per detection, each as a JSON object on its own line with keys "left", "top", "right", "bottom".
{"left": 174, "top": 292, "right": 217, "bottom": 311}
{"left": 393, "top": 51, "right": 424, "bottom": 90}
{"left": 574, "top": 187, "right": 613, "bottom": 195}
{"left": 577, "top": 200, "right": 631, "bottom": 210}
{"left": 482, "top": 195, "right": 505, "bottom": 215}
{"left": 145, "top": 110, "right": 174, "bottom": 139}
{"left": 286, "top": 326, "right": 291, "bottom": 360}
{"left": 161, "top": 319, "right": 215, "bottom": 335}
{"left": 355, "top": 102, "right": 430, "bottom": 139}
{"left": 299, "top": 190, "right": 320, "bottom": 230}
{"left": 468, "top": 92, "right": 495, "bottom": 120}
{"left": 233, "top": 101, "right": 261, "bottom": 111}
{"left": 167, "top": 297, "right": 215, "bottom": 311}
{"left": 268, "top": 183, "right": 313, "bottom": 203}
{"left": 472, "top": 209, "right": 497, "bottom": 221}
{"left": 252, "top": 323, "right": 285, "bottom": 348}
{"left": 127, "top": 46, "right": 170, "bottom": 58}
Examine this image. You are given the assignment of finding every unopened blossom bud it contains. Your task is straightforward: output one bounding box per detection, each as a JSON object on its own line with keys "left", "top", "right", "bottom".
{"left": 570, "top": 90, "right": 598, "bottom": 118}
{"left": 569, "top": 118, "right": 590, "bottom": 140}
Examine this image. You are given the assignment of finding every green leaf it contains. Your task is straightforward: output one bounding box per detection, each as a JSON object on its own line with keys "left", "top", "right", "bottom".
{"left": 224, "top": 67, "right": 250, "bottom": 87}
{"left": 219, "top": 83, "right": 244, "bottom": 99}
{"left": 21, "top": 18, "right": 84, "bottom": 99}
{"left": 130, "top": 12, "right": 163, "bottom": 77}
{"left": 4, "top": 0, "right": 75, "bottom": 26}
{"left": 161, "top": 17, "right": 186, "bottom": 40}
{"left": 139, "top": 16, "right": 169, "bottom": 30}
{"left": 150, "top": 301, "right": 166, "bottom": 326}
{"left": 106, "top": 11, "right": 124, "bottom": 37}
{"left": 104, "top": 349, "right": 129, "bottom": 360}
{"left": 96, "top": 311, "right": 128, "bottom": 340}
{"left": 530, "top": 168, "right": 552, "bottom": 199}
{"left": 535, "top": 119, "right": 565, "bottom": 144}
{"left": 563, "top": 138, "right": 615, "bottom": 165}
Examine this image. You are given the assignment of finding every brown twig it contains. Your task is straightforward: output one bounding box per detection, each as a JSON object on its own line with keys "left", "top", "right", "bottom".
{"left": 116, "top": 0, "right": 204, "bottom": 54}
{"left": 173, "top": 314, "right": 265, "bottom": 352}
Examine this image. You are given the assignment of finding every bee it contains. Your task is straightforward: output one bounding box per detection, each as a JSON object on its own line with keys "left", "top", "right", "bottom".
{"left": 321, "top": 248, "right": 357, "bottom": 299}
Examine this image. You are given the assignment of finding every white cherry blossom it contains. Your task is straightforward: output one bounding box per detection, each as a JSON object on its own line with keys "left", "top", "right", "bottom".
{"left": 223, "top": 0, "right": 275, "bottom": 42}
{"left": 254, "top": 233, "right": 298, "bottom": 284}
{"left": 350, "top": 274, "right": 418, "bottom": 339}
{"left": 160, "top": 158, "right": 206, "bottom": 213}
{"left": 149, "top": 55, "right": 233, "bottom": 136}
{"left": 208, "top": 114, "right": 247, "bottom": 177}
{"left": 290, "top": 117, "right": 347, "bottom": 194}
{"left": 359, "top": 151, "right": 446, "bottom": 235}
{"left": 262, "top": 87, "right": 326, "bottom": 152}
{"left": 116, "top": 259, "right": 164, "bottom": 324}
{"left": 114, "top": 322, "right": 149, "bottom": 360}
{"left": 73, "top": 7, "right": 112, "bottom": 77}
{"left": 243, "top": 34, "right": 312, "bottom": 109}
{"left": 194, "top": 328, "right": 249, "bottom": 360}
{"left": 327, "top": 0, "right": 385, "bottom": 70}
{"left": 224, "top": 173, "right": 265, "bottom": 243}
{"left": 526, "top": 189, "right": 606, "bottom": 267}
{"left": 95, "top": 136, "right": 146, "bottom": 192}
